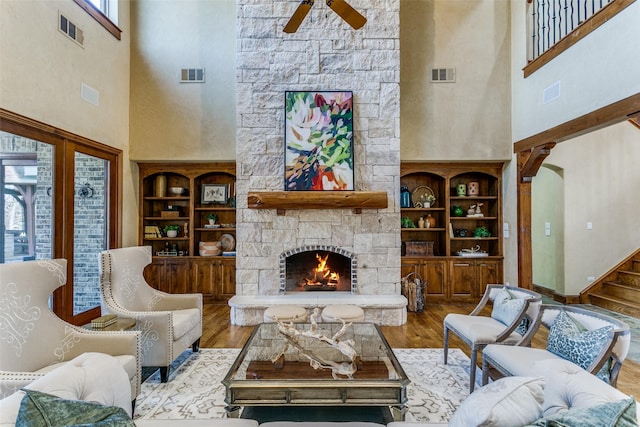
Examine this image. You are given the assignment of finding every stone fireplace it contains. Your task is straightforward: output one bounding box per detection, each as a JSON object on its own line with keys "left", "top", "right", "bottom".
{"left": 281, "top": 245, "right": 356, "bottom": 294}
{"left": 229, "top": 1, "right": 406, "bottom": 326}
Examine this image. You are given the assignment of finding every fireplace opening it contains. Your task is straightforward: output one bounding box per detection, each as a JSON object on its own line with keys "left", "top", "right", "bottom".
{"left": 280, "top": 246, "right": 356, "bottom": 293}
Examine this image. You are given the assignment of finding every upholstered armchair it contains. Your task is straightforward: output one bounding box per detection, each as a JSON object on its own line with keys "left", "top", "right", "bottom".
{"left": 482, "top": 304, "right": 631, "bottom": 387}
{"left": 0, "top": 259, "right": 140, "bottom": 401}
{"left": 443, "top": 284, "right": 542, "bottom": 392}
{"left": 99, "top": 246, "right": 202, "bottom": 382}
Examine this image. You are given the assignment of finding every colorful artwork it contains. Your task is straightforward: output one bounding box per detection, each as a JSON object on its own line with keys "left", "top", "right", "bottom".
{"left": 284, "top": 91, "right": 354, "bottom": 191}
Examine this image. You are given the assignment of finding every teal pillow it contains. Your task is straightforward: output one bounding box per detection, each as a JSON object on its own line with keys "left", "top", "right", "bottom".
{"left": 547, "top": 311, "right": 613, "bottom": 374}
{"left": 17, "top": 389, "right": 134, "bottom": 427}
{"left": 526, "top": 397, "right": 637, "bottom": 427}
{"left": 491, "top": 289, "right": 529, "bottom": 335}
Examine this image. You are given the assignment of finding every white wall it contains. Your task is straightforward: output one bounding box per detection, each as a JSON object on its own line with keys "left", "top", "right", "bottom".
{"left": 0, "top": 0, "right": 137, "bottom": 246}
{"left": 510, "top": 1, "right": 640, "bottom": 141}
{"left": 129, "top": 0, "right": 236, "bottom": 161}
{"left": 539, "top": 122, "right": 640, "bottom": 296}
{"left": 401, "top": 0, "right": 512, "bottom": 161}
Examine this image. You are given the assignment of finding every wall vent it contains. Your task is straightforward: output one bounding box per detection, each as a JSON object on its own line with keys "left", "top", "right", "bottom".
{"left": 543, "top": 80, "right": 561, "bottom": 104}
{"left": 81, "top": 83, "right": 99, "bottom": 106}
{"left": 431, "top": 68, "right": 455, "bottom": 83}
{"left": 59, "top": 13, "right": 84, "bottom": 47}
{"left": 181, "top": 68, "right": 206, "bottom": 83}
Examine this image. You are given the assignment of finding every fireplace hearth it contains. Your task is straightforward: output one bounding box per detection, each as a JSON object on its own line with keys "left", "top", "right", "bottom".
{"left": 280, "top": 245, "right": 356, "bottom": 293}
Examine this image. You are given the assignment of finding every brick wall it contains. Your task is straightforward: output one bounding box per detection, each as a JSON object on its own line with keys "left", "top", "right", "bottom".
{"left": 235, "top": 1, "right": 401, "bottom": 298}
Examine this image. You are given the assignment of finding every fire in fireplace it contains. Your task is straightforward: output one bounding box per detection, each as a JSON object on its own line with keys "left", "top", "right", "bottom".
{"left": 280, "top": 246, "right": 356, "bottom": 293}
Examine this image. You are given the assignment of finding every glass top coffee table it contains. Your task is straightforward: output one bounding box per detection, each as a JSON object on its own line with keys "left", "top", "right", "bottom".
{"left": 222, "top": 322, "right": 410, "bottom": 421}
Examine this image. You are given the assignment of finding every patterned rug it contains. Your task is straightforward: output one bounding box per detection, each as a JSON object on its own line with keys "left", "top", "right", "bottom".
{"left": 134, "top": 348, "right": 473, "bottom": 423}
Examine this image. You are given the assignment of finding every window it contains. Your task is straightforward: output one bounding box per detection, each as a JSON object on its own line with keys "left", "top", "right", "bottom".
{"left": 1, "top": 110, "right": 122, "bottom": 325}
{"left": 73, "top": 0, "right": 121, "bottom": 40}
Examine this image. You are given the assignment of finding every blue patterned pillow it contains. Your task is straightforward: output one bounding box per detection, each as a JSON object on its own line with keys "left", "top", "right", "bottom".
{"left": 547, "top": 311, "right": 613, "bottom": 377}
{"left": 491, "top": 289, "right": 529, "bottom": 335}
{"left": 526, "top": 397, "right": 637, "bottom": 427}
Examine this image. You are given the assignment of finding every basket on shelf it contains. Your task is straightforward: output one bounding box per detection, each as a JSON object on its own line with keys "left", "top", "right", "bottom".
{"left": 405, "top": 241, "right": 434, "bottom": 256}
{"left": 401, "top": 272, "right": 426, "bottom": 313}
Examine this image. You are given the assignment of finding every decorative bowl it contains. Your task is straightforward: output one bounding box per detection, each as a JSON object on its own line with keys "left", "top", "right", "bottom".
{"left": 169, "top": 187, "right": 185, "bottom": 195}
{"left": 199, "top": 241, "right": 221, "bottom": 256}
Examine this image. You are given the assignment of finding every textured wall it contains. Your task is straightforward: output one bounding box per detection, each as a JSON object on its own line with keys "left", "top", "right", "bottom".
{"left": 235, "top": 0, "right": 401, "bottom": 298}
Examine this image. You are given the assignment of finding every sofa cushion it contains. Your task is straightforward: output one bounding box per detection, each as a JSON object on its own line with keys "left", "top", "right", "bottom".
{"left": 172, "top": 308, "right": 201, "bottom": 340}
{"left": 449, "top": 376, "right": 544, "bottom": 427}
{"left": 16, "top": 389, "right": 133, "bottom": 427}
{"left": 526, "top": 396, "right": 637, "bottom": 427}
{"left": 546, "top": 311, "right": 613, "bottom": 380}
{"left": 530, "top": 359, "right": 630, "bottom": 417}
{"left": 491, "top": 289, "right": 528, "bottom": 335}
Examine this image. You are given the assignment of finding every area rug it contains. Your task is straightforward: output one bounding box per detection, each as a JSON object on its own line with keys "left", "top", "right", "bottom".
{"left": 134, "top": 348, "right": 474, "bottom": 423}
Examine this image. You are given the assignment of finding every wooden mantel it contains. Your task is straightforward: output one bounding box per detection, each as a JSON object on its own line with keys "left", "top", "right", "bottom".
{"left": 247, "top": 191, "right": 388, "bottom": 213}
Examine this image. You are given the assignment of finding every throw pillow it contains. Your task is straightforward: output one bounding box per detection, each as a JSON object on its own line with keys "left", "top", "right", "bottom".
{"left": 16, "top": 389, "right": 134, "bottom": 427}
{"left": 491, "top": 289, "right": 529, "bottom": 335}
{"left": 449, "top": 376, "right": 545, "bottom": 427}
{"left": 525, "top": 397, "right": 637, "bottom": 427}
{"left": 546, "top": 311, "right": 614, "bottom": 380}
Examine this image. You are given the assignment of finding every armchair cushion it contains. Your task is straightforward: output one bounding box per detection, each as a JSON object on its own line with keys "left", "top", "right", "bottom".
{"left": 527, "top": 397, "right": 637, "bottom": 427}
{"left": 490, "top": 289, "right": 528, "bottom": 335}
{"left": 16, "top": 389, "right": 134, "bottom": 427}
{"left": 547, "top": 311, "right": 613, "bottom": 380}
{"left": 172, "top": 308, "right": 201, "bottom": 340}
{"left": 449, "top": 376, "right": 545, "bottom": 427}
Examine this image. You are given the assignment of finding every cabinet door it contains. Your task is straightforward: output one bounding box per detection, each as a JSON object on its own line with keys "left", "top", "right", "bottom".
{"left": 449, "top": 260, "right": 476, "bottom": 299}
{"left": 422, "top": 259, "right": 446, "bottom": 299}
{"left": 192, "top": 259, "right": 216, "bottom": 298}
{"left": 163, "top": 258, "right": 192, "bottom": 294}
{"left": 143, "top": 259, "right": 164, "bottom": 291}
{"left": 219, "top": 258, "right": 236, "bottom": 299}
{"left": 477, "top": 259, "right": 502, "bottom": 295}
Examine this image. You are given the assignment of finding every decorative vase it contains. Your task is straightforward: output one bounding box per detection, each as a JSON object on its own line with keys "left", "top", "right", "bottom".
{"left": 166, "top": 229, "right": 178, "bottom": 238}
{"left": 155, "top": 174, "right": 167, "bottom": 197}
{"left": 452, "top": 206, "right": 464, "bottom": 217}
{"left": 426, "top": 214, "right": 436, "bottom": 228}
{"left": 400, "top": 186, "right": 412, "bottom": 208}
{"left": 418, "top": 217, "right": 425, "bottom": 229}
{"left": 467, "top": 181, "right": 479, "bottom": 196}
{"left": 456, "top": 183, "right": 467, "bottom": 197}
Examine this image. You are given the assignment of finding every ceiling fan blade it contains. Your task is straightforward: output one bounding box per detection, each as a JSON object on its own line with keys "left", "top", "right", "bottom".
{"left": 326, "top": 0, "right": 367, "bottom": 30}
{"left": 283, "top": 0, "right": 314, "bottom": 33}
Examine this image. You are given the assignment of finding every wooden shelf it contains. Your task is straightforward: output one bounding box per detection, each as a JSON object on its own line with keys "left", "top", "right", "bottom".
{"left": 247, "top": 191, "right": 388, "bottom": 211}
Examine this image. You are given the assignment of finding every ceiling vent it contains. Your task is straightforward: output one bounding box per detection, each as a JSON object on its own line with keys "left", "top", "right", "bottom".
{"left": 181, "top": 68, "right": 206, "bottom": 83}
{"left": 431, "top": 68, "right": 456, "bottom": 83}
{"left": 59, "top": 13, "right": 84, "bottom": 47}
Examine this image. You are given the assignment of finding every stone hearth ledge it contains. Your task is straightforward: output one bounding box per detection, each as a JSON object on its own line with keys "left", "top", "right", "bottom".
{"left": 228, "top": 293, "right": 408, "bottom": 326}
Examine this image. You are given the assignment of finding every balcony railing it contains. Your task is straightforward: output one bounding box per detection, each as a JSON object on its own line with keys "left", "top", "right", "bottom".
{"left": 525, "top": 0, "right": 635, "bottom": 77}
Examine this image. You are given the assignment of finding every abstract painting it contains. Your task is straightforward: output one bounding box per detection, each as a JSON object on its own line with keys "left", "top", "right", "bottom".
{"left": 284, "top": 91, "right": 354, "bottom": 191}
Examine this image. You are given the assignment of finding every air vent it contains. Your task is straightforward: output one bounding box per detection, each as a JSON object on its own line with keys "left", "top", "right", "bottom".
{"left": 181, "top": 68, "right": 206, "bottom": 83}
{"left": 431, "top": 68, "right": 455, "bottom": 83}
{"left": 543, "top": 81, "right": 561, "bottom": 104}
{"left": 59, "top": 13, "right": 84, "bottom": 47}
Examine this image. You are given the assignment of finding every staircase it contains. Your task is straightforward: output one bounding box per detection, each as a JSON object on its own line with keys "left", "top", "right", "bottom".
{"left": 581, "top": 249, "right": 640, "bottom": 318}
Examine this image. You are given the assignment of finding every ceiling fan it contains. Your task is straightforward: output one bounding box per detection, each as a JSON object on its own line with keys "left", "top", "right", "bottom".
{"left": 283, "top": 0, "right": 367, "bottom": 33}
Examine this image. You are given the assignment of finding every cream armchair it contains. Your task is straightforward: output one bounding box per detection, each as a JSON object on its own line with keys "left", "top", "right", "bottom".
{"left": 99, "top": 246, "right": 202, "bottom": 382}
{"left": 443, "top": 284, "right": 542, "bottom": 392}
{"left": 0, "top": 259, "right": 140, "bottom": 402}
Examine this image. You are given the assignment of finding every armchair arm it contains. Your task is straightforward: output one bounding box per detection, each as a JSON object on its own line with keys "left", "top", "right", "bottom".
{"left": 61, "top": 329, "right": 140, "bottom": 362}
{"left": 0, "top": 371, "right": 44, "bottom": 399}
{"left": 146, "top": 290, "right": 202, "bottom": 312}
{"left": 469, "top": 284, "right": 502, "bottom": 316}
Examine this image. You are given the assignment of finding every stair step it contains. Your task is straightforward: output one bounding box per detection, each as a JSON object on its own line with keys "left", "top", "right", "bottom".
{"left": 602, "top": 281, "right": 640, "bottom": 299}
{"left": 589, "top": 293, "right": 640, "bottom": 319}
{"left": 618, "top": 270, "right": 640, "bottom": 287}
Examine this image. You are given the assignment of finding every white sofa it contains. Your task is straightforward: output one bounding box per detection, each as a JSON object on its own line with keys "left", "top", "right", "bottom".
{"left": 388, "top": 358, "right": 638, "bottom": 426}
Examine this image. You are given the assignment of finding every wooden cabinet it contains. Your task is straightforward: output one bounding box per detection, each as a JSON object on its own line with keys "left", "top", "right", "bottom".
{"left": 401, "top": 162, "right": 504, "bottom": 303}
{"left": 138, "top": 162, "right": 236, "bottom": 302}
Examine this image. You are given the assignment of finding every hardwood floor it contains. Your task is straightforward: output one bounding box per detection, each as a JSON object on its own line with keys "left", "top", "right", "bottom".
{"left": 201, "top": 303, "right": 640, "bottom": 397}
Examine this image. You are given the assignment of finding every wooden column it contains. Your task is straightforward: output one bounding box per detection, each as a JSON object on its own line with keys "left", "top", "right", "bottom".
{"left": 517, "top": 151, "right": 533, "bottom": 290}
